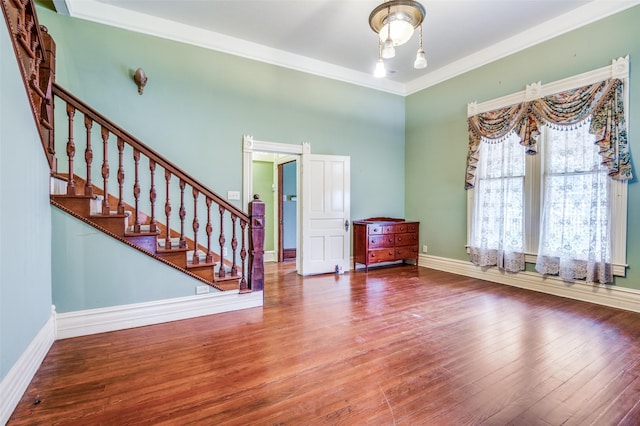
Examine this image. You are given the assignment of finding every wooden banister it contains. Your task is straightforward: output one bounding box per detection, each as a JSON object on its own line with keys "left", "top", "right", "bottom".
{"left": 52, "top": 83, "right": 248, "bottom": 222}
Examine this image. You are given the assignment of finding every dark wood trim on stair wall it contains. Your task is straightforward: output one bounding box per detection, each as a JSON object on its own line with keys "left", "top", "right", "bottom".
{"left": 1, "top": 0, "right": 56, "bottom": 170}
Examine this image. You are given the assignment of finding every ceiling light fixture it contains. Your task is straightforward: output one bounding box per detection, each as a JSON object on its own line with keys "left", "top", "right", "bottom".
{"left": 369, "top": 0, "right": 426, "bottom": 77}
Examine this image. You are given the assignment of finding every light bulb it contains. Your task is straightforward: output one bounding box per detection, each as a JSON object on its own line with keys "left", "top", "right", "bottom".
{"left": 374, "top": 59, "right": 386, "bottom": 78}
{"left": 414, "top": 49, "right": 427, "bottom": 69}
{"left": 382, "top": 37, "right": 395, "bottom": 59}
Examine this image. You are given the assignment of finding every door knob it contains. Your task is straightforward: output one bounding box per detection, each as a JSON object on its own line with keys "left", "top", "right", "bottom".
{"left": 345, "top": 219, "right": 350, "bottom": 231}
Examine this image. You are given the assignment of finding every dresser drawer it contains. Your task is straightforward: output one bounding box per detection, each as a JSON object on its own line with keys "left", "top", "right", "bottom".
{"left": 369, "top": 234, "right": 395, "bottom": 248}
{"left": 395, "top": 233, "right": 418, "bottom": 247}
{"left": 396, "top": 246, "right": 418, "bottom": 259}
{"left": 382, "top": 224, "right": 395, "bottom": 234}
{"left": 368, "top": 248, "right": 396, "bottom": 263}
{"left": 367, "top": 224, "right": 383, "bottom": 235}
{"left": 397, "top": 222, "right": 419, "bottom": 233}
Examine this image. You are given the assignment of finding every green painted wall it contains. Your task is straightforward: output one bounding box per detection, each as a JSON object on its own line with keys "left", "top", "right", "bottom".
{"left": 51, "top": 209, "right": 195, "bottom": 312}
{"left": 35, "top": 5, "right": 405, "bottom": 310}
{"left": 1, "top": 18, "right": 52, "bottom": 380}
{"left": 252, "top": 161, "right": 275, "bottom": 252}
{"left": 405, "top": 6, "right": 640, "bottom": 289}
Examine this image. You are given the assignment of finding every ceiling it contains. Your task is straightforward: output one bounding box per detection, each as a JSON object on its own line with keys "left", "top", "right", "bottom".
{"left": 54, "top": 0, "right": 639, "bottom": 95}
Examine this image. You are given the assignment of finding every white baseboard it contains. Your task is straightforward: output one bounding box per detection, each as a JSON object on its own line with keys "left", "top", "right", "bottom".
{"left": 0, "top": 309, "right": 56, "bottom": 425}
{"left": 264, "top": 250, "right": 276, "bottom": 263}
{"left": 419, "top": 254, "right": 640, "bottom": 313}
{"left": 57, "top": 290, "right": 263, "bottom": 339}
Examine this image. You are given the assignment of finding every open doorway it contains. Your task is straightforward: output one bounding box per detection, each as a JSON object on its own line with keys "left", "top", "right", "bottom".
{"left": 243, "top": 136, "right": 351, "bottom": 276}
{"left": 250, "top": 153, "right": 299, "bottom": 264}
{"left": 278, "top": 161, "right": 297, "bottom": 262}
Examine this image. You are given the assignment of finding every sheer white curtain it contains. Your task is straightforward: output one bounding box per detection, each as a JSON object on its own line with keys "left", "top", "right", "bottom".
{"left": 535, "top": 118, "right": 612, "bottom": 283}
{"left": 469, "top": 132, "right": 526, "bottom": 272}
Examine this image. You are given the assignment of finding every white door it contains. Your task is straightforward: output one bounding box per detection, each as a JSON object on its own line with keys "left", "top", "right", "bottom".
{"left": 299, "top": 154, "right": 350, "bottom": 275}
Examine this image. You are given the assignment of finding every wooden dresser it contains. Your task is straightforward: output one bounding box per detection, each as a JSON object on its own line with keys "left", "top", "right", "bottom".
{"left": 353, "top": 218, "right": 419, "bottom": 272}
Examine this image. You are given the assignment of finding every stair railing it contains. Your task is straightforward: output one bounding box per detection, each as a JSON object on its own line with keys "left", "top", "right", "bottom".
{"left": 1, "top": 0, "right": 56, "bottom": 170}
{"left": 52, "top": 83, "right": 264, "bottom": 292}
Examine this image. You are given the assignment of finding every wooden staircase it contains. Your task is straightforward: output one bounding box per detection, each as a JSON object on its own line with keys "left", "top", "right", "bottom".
{"left": 50, "top": 176, "right": 240, "bottom": 291}
{"left": 2, "top": 0, "right": 265, "bottom": 293}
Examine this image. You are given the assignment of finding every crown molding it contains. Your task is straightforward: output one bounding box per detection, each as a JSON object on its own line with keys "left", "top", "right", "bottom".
{"left": 405, "top": 0, "right": 640, "bottom": 95}
{"left": 58, "top": 0, "right": 406, "bottom": 95}
{"left": 58, "top": 0, "right": 640, "bottom": 97}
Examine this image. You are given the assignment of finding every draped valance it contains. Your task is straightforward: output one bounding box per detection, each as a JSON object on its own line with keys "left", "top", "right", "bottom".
{"left": 465, "top": 78, "right": 631, "bottom": 189}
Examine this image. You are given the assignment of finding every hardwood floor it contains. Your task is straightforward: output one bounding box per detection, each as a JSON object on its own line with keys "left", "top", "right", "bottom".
{"left": 9, "top": 263, "right": 640, "bottom": 425}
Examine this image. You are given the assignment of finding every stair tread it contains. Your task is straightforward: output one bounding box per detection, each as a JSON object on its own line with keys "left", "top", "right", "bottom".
{"left": 124, "top": 231, "right": 161, "bottom": 237}
{"left": 51, "top": 194, "right": 96, "bottom": 200}
{"left": 214, "top": 274, "right": 241, "bottom": 282}
{"left": 186, "top": 261, "right": 217, "bottom": 269}
{"left": 156, "top": 246, "right": 189, "bottom": 254}
{"left": 90, "top": 213, "right": 129, "bottom": 219}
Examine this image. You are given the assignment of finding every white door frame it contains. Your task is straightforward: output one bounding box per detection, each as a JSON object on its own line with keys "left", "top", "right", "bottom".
{"left": 243, "top": 135, "right": 310, "bottom": 273}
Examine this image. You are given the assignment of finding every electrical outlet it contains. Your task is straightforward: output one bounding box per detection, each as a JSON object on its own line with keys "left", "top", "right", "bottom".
{"left": 423, "top": 244, "right": 428, "bottom": 253}
{"left": 196, "top": 285, "right": 209, "bottom": 295}
{"left": 223, "top": 247, "right": 228, "bottom": 256}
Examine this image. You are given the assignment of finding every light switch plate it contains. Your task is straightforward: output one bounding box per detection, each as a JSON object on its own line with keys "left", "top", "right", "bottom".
{"left": 227, "top": 190, "right": 240, "bottom": 200}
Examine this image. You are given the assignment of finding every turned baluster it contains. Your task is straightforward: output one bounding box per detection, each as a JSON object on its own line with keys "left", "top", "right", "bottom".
{"left": 24, "top": 15, "right": 33, "bottom": 48}
{"left": 15, "top": 2, "right": 29, "bottom": 47}
{"left": 65, "top": 103, "right": 76, "bottom": 195}
{"left": 239, "top": 220, "right": 248, "bottom": 292}
{"left": 218, "top": 206, "right": 226, "bottom": 278}
{"left": 164, "top": 171, "right": 172, "bottom": 249}
{"left": 83, "top": 116, "right": 93, "bottom": 196}
{"left": 192, "top": 189, "right": 200, "bottom": 264}
{"left": 205, "top": 198, "right": 213, "bottom": 263}
{"left": 132, "top": 149, "right": 141, "bottom": 232}
{"left": 178, "top": 180, "right": 187, "bottom": 248}
{"left": 149, "top": 160, "right": 157, "bottom": 233}
{"left": 116, "top": 137, "right": 125, "bottom": 215}
{"left": 230, "top": 214, "right": 238, "bottom": 276}
{"left": 30, "top": 52, "right": 42, "bottom": 108}
{"left": 100, "top": 127, "right": 110, "bottom": 214}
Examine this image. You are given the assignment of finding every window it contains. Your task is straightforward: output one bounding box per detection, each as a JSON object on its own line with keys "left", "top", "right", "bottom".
{"left": 469, "top": 133, "right": 526, "bottom": 272}
{"left": 536, "top": 121, "right": 613, "bottom": 283}
{"left": 465, "top": 59, "right": 630, "bottom": 284}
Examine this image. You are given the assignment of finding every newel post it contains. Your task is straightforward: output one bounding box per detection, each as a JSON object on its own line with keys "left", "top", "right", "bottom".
{"left": 248, "top": 194, "right": 265, "bottom": 291}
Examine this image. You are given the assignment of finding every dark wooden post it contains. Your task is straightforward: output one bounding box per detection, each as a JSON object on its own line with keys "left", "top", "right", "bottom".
{"left": 248, "top": 194, "right": 265, "bottom": 292}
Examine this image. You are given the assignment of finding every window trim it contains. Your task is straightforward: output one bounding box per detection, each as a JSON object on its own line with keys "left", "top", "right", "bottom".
{"left": 466, "top": 57, "right": 630, "bottom": 277}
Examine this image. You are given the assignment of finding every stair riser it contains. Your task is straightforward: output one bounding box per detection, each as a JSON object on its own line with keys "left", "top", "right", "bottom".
{"left": 51, "top": 196, "right": 92, "bottom": 217}
{"left": 124, "top": 235, "right": 158, "bottom": 254}
{"left": 187, "top": 267, "right": 214, "bottom": 282}
{"left": 90, "top": 216, "right": 126, "bottom": 236}
{"left": 156, "top": 251, "right": 187, "bottom": 268}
